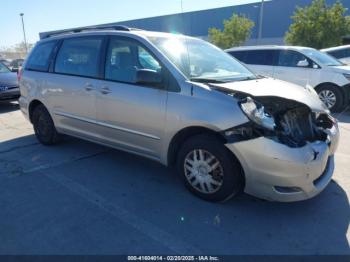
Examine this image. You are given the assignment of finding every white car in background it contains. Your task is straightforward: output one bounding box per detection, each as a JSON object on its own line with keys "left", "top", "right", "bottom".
{"left": 321, "top": 45, "right": 350, "bottom": 65}
{"left": 226, "top": 46, "right": 350, "bottom": 112}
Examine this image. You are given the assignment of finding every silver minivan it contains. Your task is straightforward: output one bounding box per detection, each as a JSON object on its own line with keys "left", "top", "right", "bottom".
{"left": 19, "top": 27, "right": 339, "bottom": 202}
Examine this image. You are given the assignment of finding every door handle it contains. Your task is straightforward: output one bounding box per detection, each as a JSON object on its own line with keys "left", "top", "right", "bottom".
{"left": 85, "top": 83, "right": 95, "bottom": 91}
{"left": 100, "top": 86, "right": 111, "bottom": 95}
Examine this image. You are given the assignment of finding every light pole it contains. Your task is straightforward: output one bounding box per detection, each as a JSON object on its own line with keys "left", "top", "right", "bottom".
{"left": 19, "top": 13, "right": 28, "bottom": 54}
{"left": 258, "top": 0, "right": 265, "bottom": 44}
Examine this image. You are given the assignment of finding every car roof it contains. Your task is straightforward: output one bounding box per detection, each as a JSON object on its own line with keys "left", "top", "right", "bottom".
{"left": 225, "top": 45, "right": 316, "bottom": 52}
{"left": 38, "top": 27, "right": 193, "bottom": 44}
{"left": 321, "top": 45, "right": 350, "bottom": 52}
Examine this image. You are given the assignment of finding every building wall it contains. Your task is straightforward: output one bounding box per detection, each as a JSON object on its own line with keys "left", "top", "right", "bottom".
{"left": 104, "top": 0, "right": 350, "bottom": 45}
{"left": 41, "top": 0, "right": 350, "bottom": 45}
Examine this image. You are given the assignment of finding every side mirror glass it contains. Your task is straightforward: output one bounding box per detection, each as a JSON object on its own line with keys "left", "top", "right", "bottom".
{"left": 135, "top": 69, "right": 162, "bottom": 86}
{"left": 297, "top": 59, "right": 309, "bottom": 67}
{"left": 11, "top": 68, "right": 18, "bottom": 73}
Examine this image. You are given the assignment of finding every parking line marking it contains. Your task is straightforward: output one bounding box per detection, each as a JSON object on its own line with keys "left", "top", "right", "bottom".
{"left": 0, "top": 142, "right": 39, "bottom": 154}
{"left": 22, "top": 151, "right": 109, "bottom": 174}
{"left": 44, "top": 171, "right": 202, "bottom": 255}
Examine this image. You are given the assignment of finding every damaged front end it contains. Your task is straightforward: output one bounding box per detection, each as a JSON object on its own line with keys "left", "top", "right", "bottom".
{"left": 223, "top": 95, "right": 337, "bottom": 152}
{"left": 222, "top": 94, "right": 339, "bottom": 201}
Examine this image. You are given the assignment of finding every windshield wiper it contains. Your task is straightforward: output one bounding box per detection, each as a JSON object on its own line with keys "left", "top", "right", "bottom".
{"left": 238, "top": 76, "right": 258, "bottom": 81}
{"left": 190, "top": 77, "right": 227, "bottom": 84}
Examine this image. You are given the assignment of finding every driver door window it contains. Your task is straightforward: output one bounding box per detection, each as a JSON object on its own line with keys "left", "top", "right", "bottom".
{"left": 274, "top": 50, "right": 311, "bottom": 87}
{"left": 105, "top": 39, "right": 162, "bottom": 83}
{"left": 277, "top": 50, "right": 310, "bottom": 68}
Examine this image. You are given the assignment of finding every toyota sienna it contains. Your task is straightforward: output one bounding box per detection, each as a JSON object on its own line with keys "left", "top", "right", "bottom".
{"left": 19, "top": 27, "right": 339, "bottom": 202}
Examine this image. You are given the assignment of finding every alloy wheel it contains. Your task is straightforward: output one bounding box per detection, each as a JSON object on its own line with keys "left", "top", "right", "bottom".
{"left": 184, "top": 149, "right": 224, "bottom": 194}
{"left": 319, "top": 90, "right": 337, "bottom": 109}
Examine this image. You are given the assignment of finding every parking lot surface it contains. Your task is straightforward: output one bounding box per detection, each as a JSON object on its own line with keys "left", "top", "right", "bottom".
{"left": 0, "top": 102, "right": 349, "bottom": 255}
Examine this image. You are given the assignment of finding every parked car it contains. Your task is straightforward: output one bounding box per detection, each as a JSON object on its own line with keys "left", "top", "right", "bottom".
{"left": 321, "top": 45, "right": 350, "bottom": 65}
{"left": 226, "top": 46, "right": 350, "bottom": 112}
{"left": 9, "top": 58, "right": 24, "bottom": 72}
{"left": 0, "top": 62, "right": 20, "bottom": 102}
{"left": 0, "top": 59, "right": 11, "bottom": 68}
{"left": 19, "top": 27, "right": 339, "bottom": 202}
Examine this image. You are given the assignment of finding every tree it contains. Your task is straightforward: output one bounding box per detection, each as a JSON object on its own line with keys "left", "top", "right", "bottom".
{"left": 0, "top": 42, "right": 34, "bottom": 53}
{"left": 209, "top": 14, "right": 254, "bottom": 49}
{"left": 285, "top": 0, "right": 350, "bottom": 49}
{"left": 13, "top": 42, "right": 34, "bottom": 53}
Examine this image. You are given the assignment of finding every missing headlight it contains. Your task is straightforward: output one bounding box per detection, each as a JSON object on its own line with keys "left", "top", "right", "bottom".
{"left": 240, "top": 97, "right": 276, "bottom": 131}
{"left": 227, "top": 95, "right": 334, "bottom": 147}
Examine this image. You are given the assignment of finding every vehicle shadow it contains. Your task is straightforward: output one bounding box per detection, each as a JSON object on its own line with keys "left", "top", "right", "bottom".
{"left": 97, "top": 148, "right": 350, "bottom": 255}
{"left": 333, "top": 107, "right": 350, "bottom": 124}
{"left": 0, "top": 135, "right": 349, "bottom": 255}
{"left": 0, "top": 101, "right": 19, "bottom": 114}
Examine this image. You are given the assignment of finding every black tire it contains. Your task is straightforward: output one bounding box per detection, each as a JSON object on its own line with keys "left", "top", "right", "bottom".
{"left": 317, "top": 85, "right": 344, "bottom": 113}
{"left": 176, "top": 134, "right": 244, "bottom": 202}
{"left": 32, "top": 104, "right": 61, "bottom": 145}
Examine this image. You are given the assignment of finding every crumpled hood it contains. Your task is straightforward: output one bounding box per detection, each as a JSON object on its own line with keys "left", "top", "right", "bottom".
{"left": 210, "top": 77, "right": 328, "bottom": 113}
{"left": 0, "top": 72, "right": 18, "bottom": 87}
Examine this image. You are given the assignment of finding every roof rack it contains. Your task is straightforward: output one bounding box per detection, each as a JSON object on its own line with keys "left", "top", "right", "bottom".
{"left": 39, "top": 25, "right": 140, "bottom": 40}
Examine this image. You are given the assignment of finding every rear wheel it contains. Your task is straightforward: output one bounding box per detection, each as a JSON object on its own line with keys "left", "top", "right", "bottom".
{"left": 317, "top": 85, "right": 344, "bottom": 112}
{"left": 177, "top": 134, "right": 244, "bottom": 202}
{"left": 32, "top": 104, "right": 61, "bottom": 145}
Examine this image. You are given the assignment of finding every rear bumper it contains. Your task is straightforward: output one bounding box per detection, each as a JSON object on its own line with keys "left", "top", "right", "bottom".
{"left": 225, "top": 124, "right": 339, "bottom": 202}
{"left": 19, "top": 96, "right": 30, "bottom": 121}
{"left": 0, "top": 87, "right": 20, "bottom": 101}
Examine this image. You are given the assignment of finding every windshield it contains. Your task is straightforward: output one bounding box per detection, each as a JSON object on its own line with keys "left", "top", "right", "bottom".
{"left": 304, "top": 49, "right": 343, "bottom": 66}
{"left": 0, "top": 62, "right": 10, "bottom": 73}
{"left": 147, "top": 35, "right": 256, "bottom": 82}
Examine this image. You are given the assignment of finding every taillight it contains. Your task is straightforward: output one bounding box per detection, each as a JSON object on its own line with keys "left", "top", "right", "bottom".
{"left": 17, "top": 68, "right": 22, "bottom": 82}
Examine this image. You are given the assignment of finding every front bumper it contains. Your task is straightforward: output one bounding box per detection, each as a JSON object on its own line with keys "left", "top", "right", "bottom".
{"left": 0, "top": 87, "right": 20, "bottom": 101}
{"left": 225, "top": 124, "right": 339, "bottom": 202}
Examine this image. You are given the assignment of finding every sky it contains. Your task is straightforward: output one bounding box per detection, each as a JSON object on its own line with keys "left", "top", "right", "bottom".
{"left": 0, "top": 0, "right": 261, "bottom": 48}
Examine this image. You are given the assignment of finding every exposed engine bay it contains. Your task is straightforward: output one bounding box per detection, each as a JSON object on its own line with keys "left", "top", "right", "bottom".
{"left": 227, "top": 94, "right": 335, "bottom": 148}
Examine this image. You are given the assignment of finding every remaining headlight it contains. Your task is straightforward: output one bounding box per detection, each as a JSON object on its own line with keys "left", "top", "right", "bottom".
{"left": 344, "top": 73, "right": 350, "bottom": 81}
{"left": 239, "top": 97, "right": 276, "bottom": 131}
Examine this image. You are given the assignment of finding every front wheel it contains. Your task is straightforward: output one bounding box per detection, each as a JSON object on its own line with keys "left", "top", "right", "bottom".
{"left": 317, "top": 85, "right": 344, "bottom": 112}
{"left": 176, "top": 134, "right": 244, "bottom": 202}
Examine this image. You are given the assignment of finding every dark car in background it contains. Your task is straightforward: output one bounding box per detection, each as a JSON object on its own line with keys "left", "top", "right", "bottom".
{"left": 8, "top": 59, "right": 24, "bottom": 72}
{"left": 0, "top": 62, "right": 20, "bottom": 102}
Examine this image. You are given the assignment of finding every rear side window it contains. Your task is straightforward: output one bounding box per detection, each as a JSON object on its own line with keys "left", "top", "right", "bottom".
{"left": 228, "top": 51, "right": 247, "bottom": 62}
{"left": 230, "top": 50, "right": 275, "bottom": 66}
{"left": 245, "top": 50, "right": 275, "bottom": 65}
{"left": 26, "top": 41, "right": 57, "bottom": 72}
{"left": 328, "top": 50, "right": 345, "bottom": 59}
{"left": 328, "top": 48, "right": 350, "bottom": 59}
{"left": 55, "top": 37, "right": 103, "bottom": 78}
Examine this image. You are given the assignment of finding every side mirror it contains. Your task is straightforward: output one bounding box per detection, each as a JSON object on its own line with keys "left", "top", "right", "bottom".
{"left": 297, "top": 59, "right": 309, "bottom": 67}
{"left": 135, "top": 69, "right": 162, "bottom": 86}
{"left": 11, "top": 68, "right": 19, "bottom": 73}
{"left": 313, "top": 63, "right": 320, "bottom": 69}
